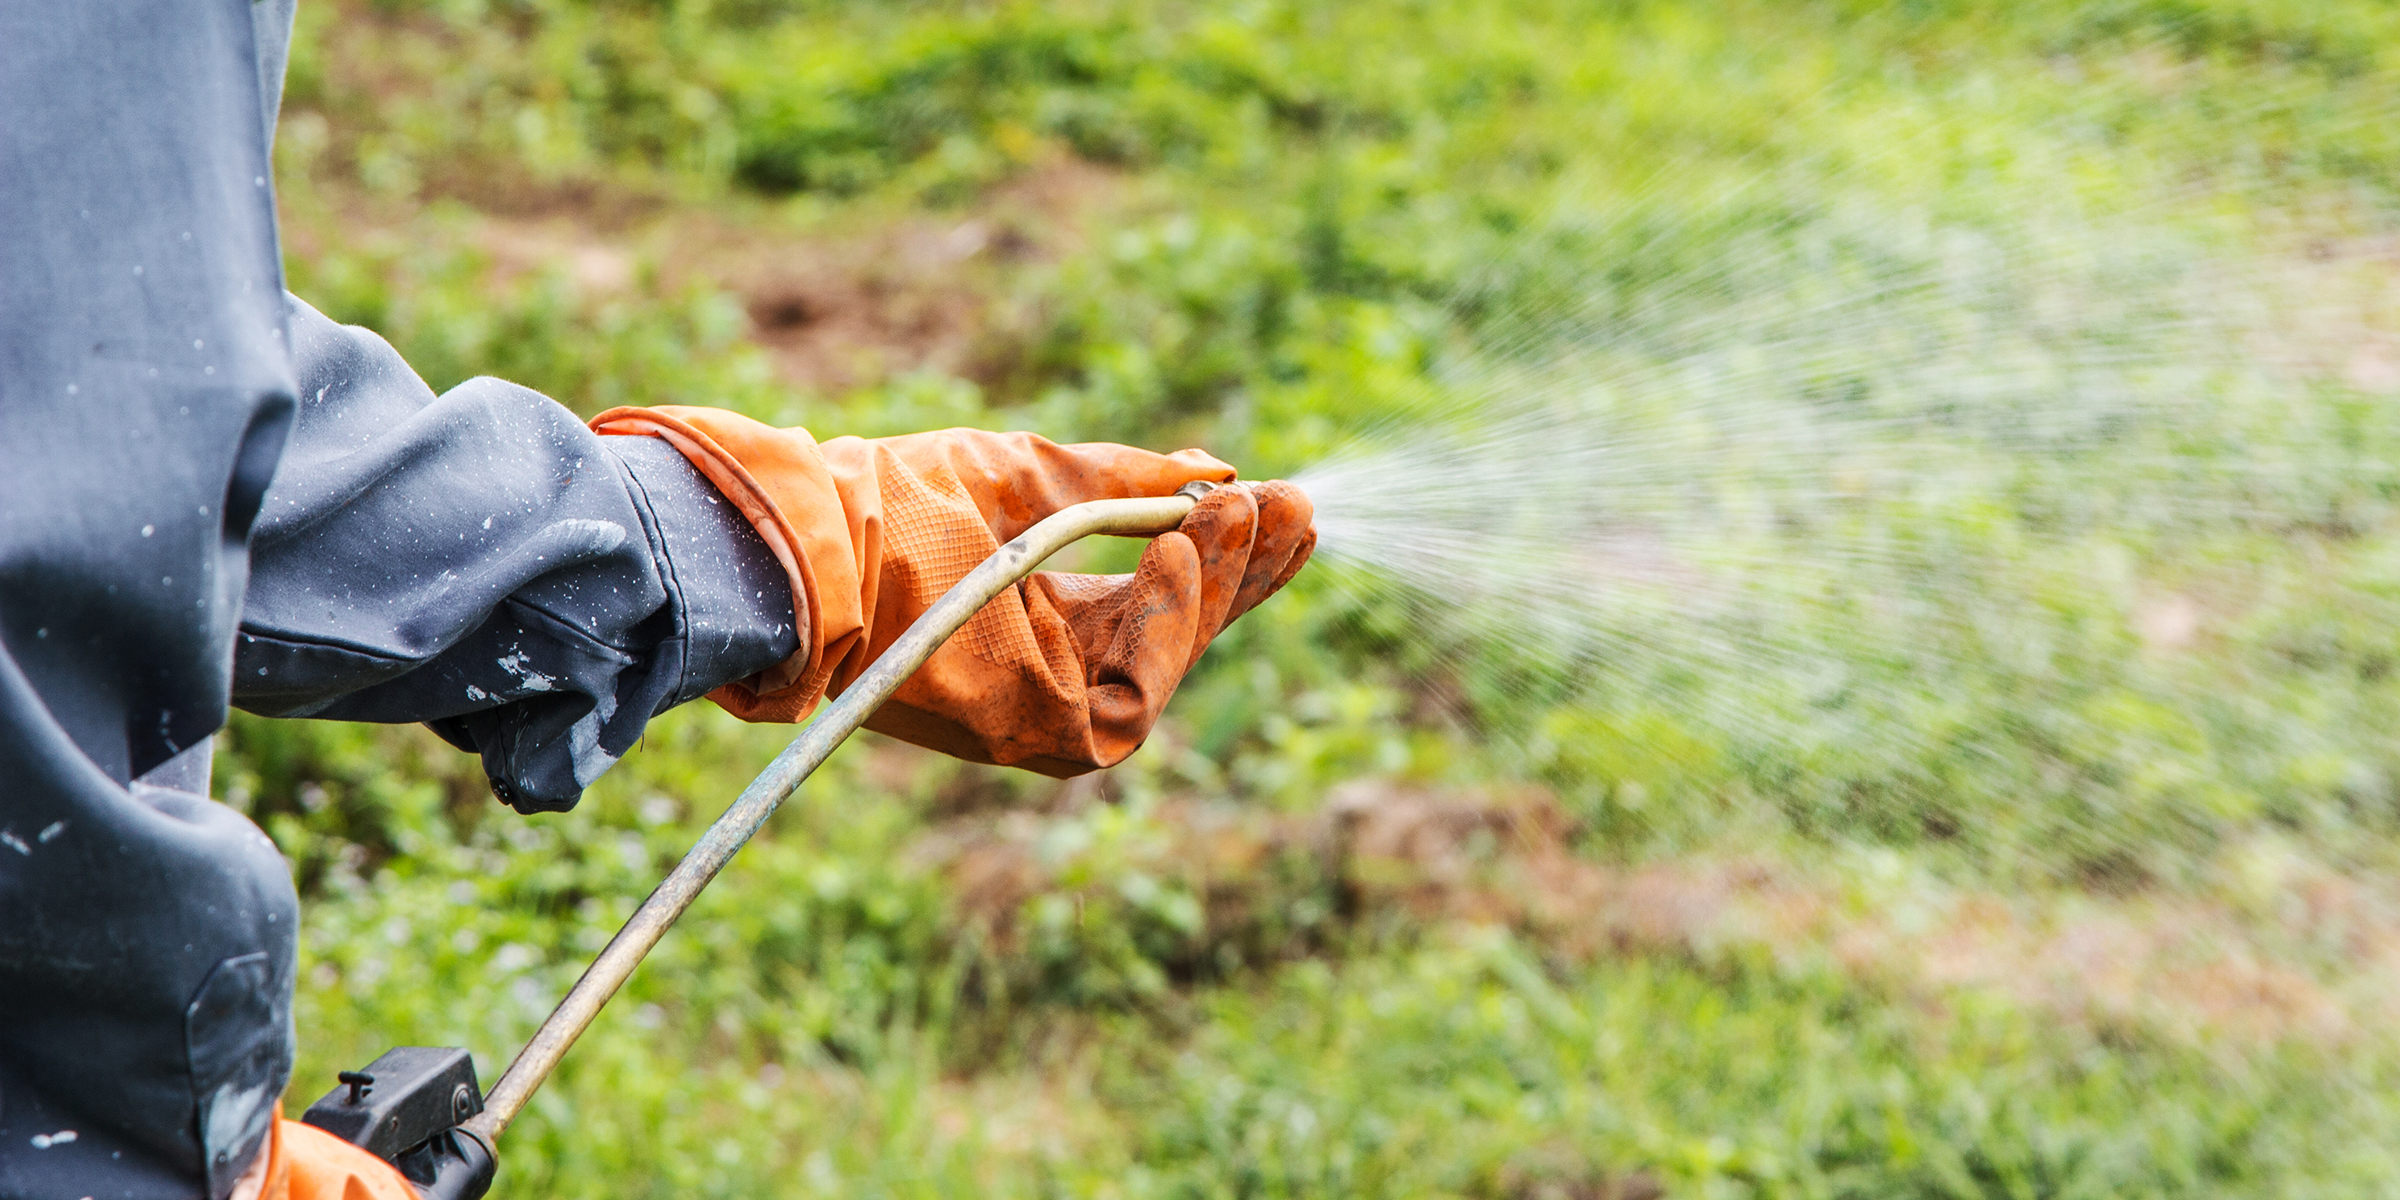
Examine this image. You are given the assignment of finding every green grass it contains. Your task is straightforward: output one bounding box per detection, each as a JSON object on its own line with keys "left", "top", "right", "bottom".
{"left": 242, "top": 0, "right": 2400, "bottom": 1194}
{"left": 242, "top": 706, "right": 2400, "bottom": 1198}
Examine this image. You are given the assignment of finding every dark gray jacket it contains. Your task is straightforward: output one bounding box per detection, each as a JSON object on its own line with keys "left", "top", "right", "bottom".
{"left": 0, "top": 1, "right": 793, "bottom": 1195}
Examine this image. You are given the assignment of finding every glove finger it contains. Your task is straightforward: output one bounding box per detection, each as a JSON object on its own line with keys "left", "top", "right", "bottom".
{"left": 865, "top": 428, "right": 1236, "bottom": 542}
{"left": 1167, "top": 483, "right": 1262, "bottom": 668}
{"left": 1088, "top": 531, "right": 1205, "bottom": 762}
{"left": 1225, "top": 480, "right": 1316, "bottom": 624}
{"left": 1028, "top": 480, "right": 1277, "bottom": 678}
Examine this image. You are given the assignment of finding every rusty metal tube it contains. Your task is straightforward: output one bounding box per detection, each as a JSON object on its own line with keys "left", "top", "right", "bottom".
{"left": 462, "top": 480, "right": 1214, "bottom": 1142}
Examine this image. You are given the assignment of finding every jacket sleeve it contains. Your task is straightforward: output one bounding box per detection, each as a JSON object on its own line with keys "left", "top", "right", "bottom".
{"left": 233, "top": 296, "right": 800, "bottom": 812}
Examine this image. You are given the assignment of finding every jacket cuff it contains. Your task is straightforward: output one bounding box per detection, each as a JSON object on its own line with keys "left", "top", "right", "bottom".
{"left": 603, "top": 434, "right": 801, "bottom": 707}
{"left": 588, "top": 406, "right": 858, "bottom": 722}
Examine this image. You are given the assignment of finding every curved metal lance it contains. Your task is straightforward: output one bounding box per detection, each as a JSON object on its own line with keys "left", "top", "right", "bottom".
{"left": 456, "top": 479, "right": 1218, "bottom": 1142}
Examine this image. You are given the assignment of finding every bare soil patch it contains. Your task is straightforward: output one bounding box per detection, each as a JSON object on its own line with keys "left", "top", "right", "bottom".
{"left": 908, "top": 775, "right": 2400, "bottom": 1049}
{"left": 713, "top": 160, "right": 1126, "bottom": 394}
{"left": 287, "top": 155, "right": 1129, "bottom": 399}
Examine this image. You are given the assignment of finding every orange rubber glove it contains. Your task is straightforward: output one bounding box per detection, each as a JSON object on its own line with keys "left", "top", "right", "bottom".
{"left": 590, "top": 406, "right": 1315, "bottom": 775}
{"left": 238, "top": 1113, "right": 494, "bottom": 1200}
{"left": 235, "top": 1116, "right": 416, "bottom": 1200}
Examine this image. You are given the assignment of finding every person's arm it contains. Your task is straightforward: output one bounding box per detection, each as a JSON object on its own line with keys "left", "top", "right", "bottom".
{"left": 232, "top": 296, "right": 799, "bottom": 813}
{"left": 241, "top": 299, "right": 1316, "bottom": 806}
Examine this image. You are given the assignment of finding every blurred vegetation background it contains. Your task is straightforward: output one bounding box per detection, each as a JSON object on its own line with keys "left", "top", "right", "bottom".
{"left": 238, "top": 0, "right": 2400, "bottom": 1195}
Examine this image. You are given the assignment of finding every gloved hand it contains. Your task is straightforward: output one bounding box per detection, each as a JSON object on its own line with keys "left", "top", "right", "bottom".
{"left": 241, "top": 1116, "right": 495, "bottom": 1200}
{"left": 589, "top": 406, "right": 1315, "bottom": 775}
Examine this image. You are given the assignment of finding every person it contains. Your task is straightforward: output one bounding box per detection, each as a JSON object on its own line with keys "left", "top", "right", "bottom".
{"left": 0, "top": 1, "right": 1317, "bottom": 1197}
